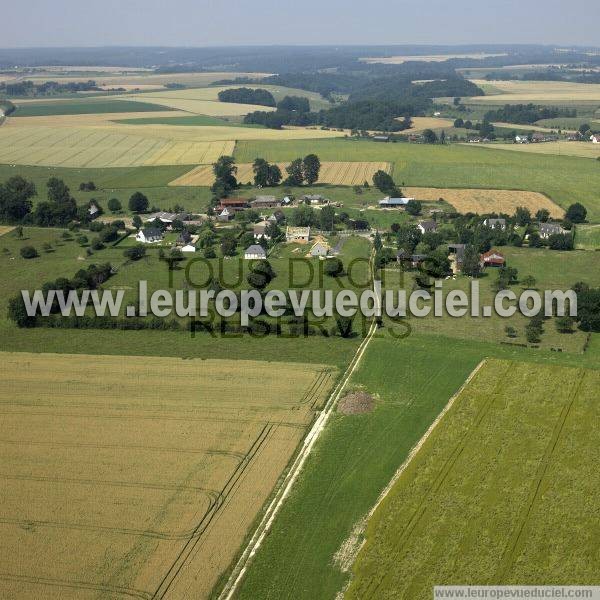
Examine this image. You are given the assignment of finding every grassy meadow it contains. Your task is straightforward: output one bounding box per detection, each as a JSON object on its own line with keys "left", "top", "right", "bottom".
{"left": 0, "top": 226, "right": 363, "bottom": 367}
{"left": 234, "top": 332, "right": 600, "bottom": 600}
{"left": 575, "top": 224, "right": 600, "bottom": 249}
{"left": 234, "top": 139, "right": 600, "bottom": 221}
{"left": 12, "top": 97, "right": 177, "bottom": 117}
{"left": 347, "top": 359, "right": 600, "bottom": 598}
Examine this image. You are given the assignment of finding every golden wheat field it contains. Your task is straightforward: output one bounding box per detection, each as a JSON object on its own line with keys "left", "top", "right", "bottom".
{"left": 0, "top": 111, "right": 345, "bottom": 167}
{"left": 465, "top": 79, "right": 600, "bottom": 104}
{"left": 0, "top": 125, "right": 235, "bottom": 167}
{"left": 170, "top": 161, "right": 391, "bottom": 186}
{"left": 398, "top": 116, "right": 455, "bottom": 133}
{"left": 19, "top": 71, "right": 272, "bottom": 88}
{"left": 484, "top": 141, "right": 600, "bottom": 159}
{"left": 403, "top": 187, "right": 564, "bottom": 218}
{"left": 0, "top": 351, "right": 336, "bottom": 600}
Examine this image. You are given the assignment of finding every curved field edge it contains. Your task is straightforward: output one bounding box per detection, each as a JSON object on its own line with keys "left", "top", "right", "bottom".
{"left": 346, "top": 359, "right": 600, "bottom": 598}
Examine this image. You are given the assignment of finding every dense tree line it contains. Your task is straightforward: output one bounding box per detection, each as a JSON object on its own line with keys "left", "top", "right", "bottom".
{"left": 483, "top": 104, "right": 576, "bottom": 125}
{"left": 217, "top": 87, "right": 276, "bottom": 107}
{"left": 0, "top": 80, "right": 99, "bottom": 97}
{"left": 8, "top": 262, "right": 113, "bottom": 328}
{"left": 245, "top": 99, "right": 422, "bottom": 132}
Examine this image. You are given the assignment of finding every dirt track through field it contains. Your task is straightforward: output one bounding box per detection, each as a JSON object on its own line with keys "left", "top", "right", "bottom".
{"left": 219, "top": 247, "right": 377, "bottom": 600}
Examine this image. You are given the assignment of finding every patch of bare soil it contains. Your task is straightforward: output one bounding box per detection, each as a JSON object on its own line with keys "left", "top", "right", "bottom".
{"left": 338, "top": 391, "right": 375, "bottom": 415}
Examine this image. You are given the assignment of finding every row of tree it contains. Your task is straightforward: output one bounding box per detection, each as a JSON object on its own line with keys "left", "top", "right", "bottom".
{"left": 210, "top": 154, "right": 322, "bottom": 199}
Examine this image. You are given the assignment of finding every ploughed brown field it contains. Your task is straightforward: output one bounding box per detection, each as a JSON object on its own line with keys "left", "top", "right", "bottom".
{"left": 0, "top": 352, "right": 336, "bottom": 599}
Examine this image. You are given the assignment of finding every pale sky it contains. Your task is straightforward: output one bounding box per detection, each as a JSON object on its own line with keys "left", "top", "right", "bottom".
{"left": 1, "top": 0, "right": 599, "bottom": 48}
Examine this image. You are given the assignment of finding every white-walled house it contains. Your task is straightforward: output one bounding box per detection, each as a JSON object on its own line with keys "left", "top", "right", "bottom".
{"left": 244, "top": 245, "right": 267, "bottom": 260}
{"left": 417, "top": 220, "right": 437, "bottom": 234}
{"left": 135, "top": 228, "right": 163, "bottom": 243}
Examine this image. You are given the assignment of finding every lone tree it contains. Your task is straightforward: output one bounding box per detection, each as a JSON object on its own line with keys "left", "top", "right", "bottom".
{"left": 462, "top": 245, "right": 482, "bottom": 278}
{"left": 565, "top": 202, "right": 587, "bottom": 223}
{"left": 285, "top": 158, "right": 304, "bottom": 186}
{"left": 514, "top": 206, "right": 531, "bottom": 226}
{"left": 252, "top": 158, "right": 270, "bottom": 187}
{"left": 128, "top": 192, "right": 149, "bottom": 213}
{"left": 0, "top": 176, "right": 36, "bottom": 222}
{"left": 20, "top": 245, "right": 38, "bottom": 259}
{"left": 324, "top": 257, "right": 344, "bottom": 277}
{"left": 421, "top": 129, "right": 438, "bottom": 144}
{"left": 212, "top": 156, "right": 238, "bottom": 198}
{"left": 302, "top": 154, "right": 321, "bottom": 185}
{"left": 405, "top": 200, "right": 422, "bottom": 216}
{"left": 123, "top": 246, "right": 147, "bottom": 261}
{"left": 372, "top": 170, "right": 399, "bottom": 196}
{"left": 108, "top": 198, "right": 122, "bottom": 213}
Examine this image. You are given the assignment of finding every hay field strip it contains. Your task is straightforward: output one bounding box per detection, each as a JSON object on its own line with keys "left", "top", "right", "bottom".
{"left": 0, "top": 124, "right": 236, "bottom": 167}
{"left": 20, "top": 71, "right": 272, "bottom": 88}
{"left": 464, "top": 79, "right": 600, "bottom": 104}
{"left": 347, "top": 360, "right": 600, "bottom": 599}
{"left": 0, "top": 226, "right": 15, "bottom": 237}
{"left": 0, "top": 110, "right": 344, "bottom": 167}
{"left": 117, "top": 84, "right": 331, "bottom": 111}
{"left": 480, "top": 141, "right": 600, "bottom": 160}
{"left": 0, "top": 351, "right": 336, "bottom": 600}
{"left": 403, "top": 186, "right": 564, "bottom": 218}
{"left": 398, "top": 116, "right": 455, "bottom": 133}
{"left": 360, "top": 53, "right": 507, "bottom": 64}
{"left": 169, "top": 161, "right": 391, "bottom": 186}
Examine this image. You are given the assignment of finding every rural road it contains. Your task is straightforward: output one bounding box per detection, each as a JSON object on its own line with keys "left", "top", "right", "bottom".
{"left": 219, "top": 247, "right": 378, "bottom": 600}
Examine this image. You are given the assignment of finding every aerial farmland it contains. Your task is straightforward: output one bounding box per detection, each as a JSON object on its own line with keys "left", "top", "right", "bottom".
{"left": 0, "top": 33, "right": 599, "bottom": 600}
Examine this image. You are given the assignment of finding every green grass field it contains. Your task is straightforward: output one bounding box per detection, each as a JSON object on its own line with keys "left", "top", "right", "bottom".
{"left": 0, "top": 163, "right": 210, "bottom": 213}
{"left": 0, "top": 227, "right": 364, "bottom": 368}
{"left": 391, "top": 246, "right": 600, "bottom": 353}
{"left": 113, "top": 114, "right": 262, "bottom": 127}
{"left": 13, "top": 98, "right": 175, "bottom": 117}
{"left": 234, "top": 139, "right": 600, "bottom": 222}
{"left": 233, "top": 333, "right": 600, "bottom": 600}
{"left": 575, "top": 224, "right": 600, "bottom": 250}
{"left": 347, "top": 358, "right": 600, "bottom": 598}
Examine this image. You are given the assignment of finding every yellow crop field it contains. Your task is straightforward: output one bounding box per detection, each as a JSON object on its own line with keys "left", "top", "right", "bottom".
{"left": 0, "top": 125, "right": 235, "bottom": 167}
{"left": 465, "top": 79, "right": 600, "bottom": 104}
{"left": 482, "top": 141, "right": 600, "bottom": 160}
{"left": 0, "top": 111, "right": 344, "bottom": 167}
{"left": 20, "top": 71, "right": 272, "bottom": 88}
{"left": 0, "top": 226, "right": 15, "bottom": 237}
{"left": 399, "top": 116, "right": 455, "bottom": 133}
{"left": 170, "top": 161, "right": 391, "bottom": 186}
{"left": 0, "top": 351, "right": 336, "bottom": 600}
{"left": 404, "top": 187, "right": 564, "bottom": 218}
{"left": 120, "top": 96, "right": 275, "bottom": 116}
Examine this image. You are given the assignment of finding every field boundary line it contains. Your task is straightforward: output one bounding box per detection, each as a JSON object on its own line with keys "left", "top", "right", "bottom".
{"left": 332, "top": 357, "right": 489, "bottom": 592}
{"left": 365, "top": 358, "right": 488, "bottom": 523}
{"left": 494, "top": 370, "right": 586, "bottom": 580}
{"left": 218, "top": 249, "right": 377, "bottom": 600}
